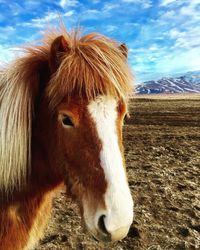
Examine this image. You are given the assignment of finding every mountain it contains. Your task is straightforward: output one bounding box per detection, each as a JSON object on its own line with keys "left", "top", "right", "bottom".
{"left": 136, "top": 71, "right": 200, "bottom": 94}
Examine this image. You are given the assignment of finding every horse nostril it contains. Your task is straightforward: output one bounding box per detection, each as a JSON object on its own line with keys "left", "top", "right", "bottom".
{"left": 98, "top": 215, "right": 109, "bottom": 235}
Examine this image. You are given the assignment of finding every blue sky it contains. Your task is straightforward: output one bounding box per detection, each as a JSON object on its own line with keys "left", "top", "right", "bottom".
{"left": 0, "top": 0, "right": 200, "bottom": 82}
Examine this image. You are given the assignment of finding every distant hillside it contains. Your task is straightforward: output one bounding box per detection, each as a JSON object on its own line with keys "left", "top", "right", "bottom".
{"left": 136, "top": 71, "right": 200, "bottom": 94}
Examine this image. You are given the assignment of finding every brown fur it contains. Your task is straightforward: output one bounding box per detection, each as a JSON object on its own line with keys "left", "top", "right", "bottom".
{"left": 0, "top": 191, "right": 54, "bottom": 250}
{"left": 0, "top": 27, "right": 133, "bottom": 249}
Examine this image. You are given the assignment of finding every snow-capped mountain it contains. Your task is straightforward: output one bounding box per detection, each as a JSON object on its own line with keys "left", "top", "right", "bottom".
{"left": 136, "top": 71, "right": 200, "bottom": 94}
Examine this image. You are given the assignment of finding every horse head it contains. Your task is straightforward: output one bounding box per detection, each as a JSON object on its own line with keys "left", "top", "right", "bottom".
{"left": 44, "top": 33, "right": 134, "bottom": 242}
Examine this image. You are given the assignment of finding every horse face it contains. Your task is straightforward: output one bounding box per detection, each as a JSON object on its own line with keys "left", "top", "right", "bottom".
{"left": 57, "top": 95, "right": 133, "bottom": 242}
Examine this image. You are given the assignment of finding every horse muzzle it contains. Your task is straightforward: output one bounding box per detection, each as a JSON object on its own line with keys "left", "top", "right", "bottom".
{"left": 83, "top": 194, "right": 134, "bottom": 243}
{"left": 88, "top": 214, "right": 132, "bottom": 243}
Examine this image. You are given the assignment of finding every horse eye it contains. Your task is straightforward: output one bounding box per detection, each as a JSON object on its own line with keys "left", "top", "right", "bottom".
{"left": 62, "top": 115, "right": 74, "bottom": 127}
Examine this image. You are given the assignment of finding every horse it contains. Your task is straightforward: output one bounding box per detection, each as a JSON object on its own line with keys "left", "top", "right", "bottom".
{"left": 0, "top": 27, "right": 134, "bottom": 250}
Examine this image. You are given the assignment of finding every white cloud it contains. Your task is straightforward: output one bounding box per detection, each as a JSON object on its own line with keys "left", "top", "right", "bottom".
{"left": 24, "top": 0, "right": 41, "bottom": 9}
{"left": 155, "top": 48, "right": 200, "bottom": 73}
{"left": 81, "top": 2, "right": 119, "bottom": 21}
{"left": 189, "top": 0, "right": 200, "bottom": 7}
{"left": 80, "top": 9, "right": 102, "bottom": 21}
{"left": 131, "top": 46, "right": 200, "bottom": 82}
{"left": 143, "top": 1, "right": 152, "bottom": 8}
{"left": 168, "top": 28, "right": 180, "bottom": 38}
{"left": 34, "top": 12, "right": 58, "bottom": 23}
{"left": 0, "top": 45, "right": 14, "bottom": 64}
{"left": 20, "top": 10, "right": 74, "bottom": 29}
{"left": 180, "top": 1, "right": 200, "bottom": 17}
{"left": 169, "top": 26, "right": 200, "bottom": 49}
{"left": 161, "top": 9, "right": 176, "bottom": 19}
{"left": 160, "top": 0, "right": 178, "bottom": 7}
{"left": 0, "top": 26, "right": 15, "bottom": 33}
{"left": 7, "top": 2, "right": 24, "bottom": 16}
{"left": 128, "top": 47, "right": 148, "bottom": 54}
{"left": 106, "top": 25, "right": 117, "bottom": 33}
{"left": 103, "top": 3, "right": 119, "bottom": 12}
{"left": 23, "top": 11, "right": 67, "bottom": 29}
{"left": 122, "top": 0, "right": 152, "bottom": 8}
{"left": 148, "top": 45, "right": 159, "bottom": 51}
{"left": 63, "top": 10, "right": 74, "bottom": 17}
{"left": 125, "top": 22, "right": 139, "bottom": 28}
{"left": 0, "top": 26, "right": 16, "bottom": 41}
{"left": 60, "top": 0, "right": 78, "bottom": 8}
{"left": 30, "top": 15, "right": 57, "bottom": 28}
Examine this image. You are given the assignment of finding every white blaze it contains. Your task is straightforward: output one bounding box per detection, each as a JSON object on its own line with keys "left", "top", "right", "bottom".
{"left": 88, "top": 95, "right": 133, "bottom": 236}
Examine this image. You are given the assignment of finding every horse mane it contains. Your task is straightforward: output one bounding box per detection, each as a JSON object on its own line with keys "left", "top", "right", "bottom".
{"left": 0, "top": 27, "right": 133, "bottom": 192}
{"left": 45, "top": 28, "right": 133, "bottom": 107}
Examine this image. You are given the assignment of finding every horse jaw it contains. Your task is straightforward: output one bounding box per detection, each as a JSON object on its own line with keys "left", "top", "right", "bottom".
{"left": 84, "top": 95, "right": 133, "bottom": 242}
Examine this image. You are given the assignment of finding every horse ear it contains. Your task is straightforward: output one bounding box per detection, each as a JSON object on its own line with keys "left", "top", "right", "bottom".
{"left": 119, "top": 43, "right": 128, "bottom": 59}
{"left": 49, "top": 35, "right": 68, "bottom": 73}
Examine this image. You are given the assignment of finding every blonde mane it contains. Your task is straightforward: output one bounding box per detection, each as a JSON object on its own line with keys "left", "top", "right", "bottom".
{"left": 0, "top": 65, "right": 32, "bottom": 192}
{"left": 0, "top": 27, "right": 133, "bottom": 192}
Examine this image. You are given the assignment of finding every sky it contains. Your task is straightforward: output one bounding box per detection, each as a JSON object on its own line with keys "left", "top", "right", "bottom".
{"left": 0, "top": 0, "right": 200, "bottom": 83}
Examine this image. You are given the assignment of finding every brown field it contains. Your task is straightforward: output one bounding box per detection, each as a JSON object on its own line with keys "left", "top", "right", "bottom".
{"left": 37, "top": 95, "right": 200, "bottom": 250}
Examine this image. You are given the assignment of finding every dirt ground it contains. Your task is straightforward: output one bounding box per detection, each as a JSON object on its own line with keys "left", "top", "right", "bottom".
{"left": 36, "top": 95, "right": 200, "bottom": 250}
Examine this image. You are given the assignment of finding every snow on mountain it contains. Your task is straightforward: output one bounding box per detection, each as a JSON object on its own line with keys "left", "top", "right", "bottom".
{"left": 136, "top": 71, "right": 200, "bottom": 94}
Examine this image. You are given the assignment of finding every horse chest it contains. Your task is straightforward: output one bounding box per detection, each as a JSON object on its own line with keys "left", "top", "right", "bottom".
{"left": 0, "top": 191, "right": 54, "bottom": 250}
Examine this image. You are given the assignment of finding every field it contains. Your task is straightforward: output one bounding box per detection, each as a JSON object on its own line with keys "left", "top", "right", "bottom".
{"left": 37, "top": 95, "right": 200, "bottom": 250}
